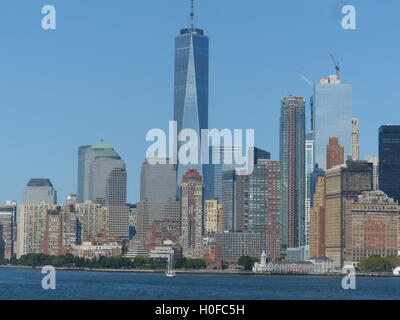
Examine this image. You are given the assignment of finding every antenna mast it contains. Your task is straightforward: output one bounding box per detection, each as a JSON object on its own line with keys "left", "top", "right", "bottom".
{"left": 190, "top": 0, "right": 195, "bottom": 29}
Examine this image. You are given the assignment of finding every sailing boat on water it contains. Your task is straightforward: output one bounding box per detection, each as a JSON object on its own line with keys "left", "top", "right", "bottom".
{"left": 165, "top": 253, "right": 176, "bottom": 277}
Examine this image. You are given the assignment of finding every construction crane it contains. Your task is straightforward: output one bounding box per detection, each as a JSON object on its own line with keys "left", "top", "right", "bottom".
{"left": 294, "top": 70, "right": 313, "bottom": 87}
{"left": 330, "top": 54, "right": 341, "bottom": 79}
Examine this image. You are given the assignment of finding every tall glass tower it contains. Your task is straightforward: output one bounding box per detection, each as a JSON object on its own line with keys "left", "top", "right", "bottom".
{"left": 312, "top": 75, "right": 352, "bottom": 170}
{"left": 379, "top": 125, "right": 400, "bottom": 202}
{"left": 280, "top": 95, "right": 306, "bottom": 253}
{"left": 174, "top": 1, "right": 209, "bottom": 186}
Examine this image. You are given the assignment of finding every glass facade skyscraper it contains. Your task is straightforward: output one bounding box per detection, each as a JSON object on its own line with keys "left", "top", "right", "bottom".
{"left": 280, "top": 95, "right": 306, "bottom": 253}
{"left": 205, "top": 146, "right": 270, "bottom": 201}
{"left": 77, "top": 145, "right": 91, "bottom": 203}
{"left": 312, "top": 75, "right": 352, "bottom": 170}
{"left": 379, "top": 125, "right": 400, "bottom": 202}
{"left": 174, "top": 22, "right": 209, "bottom": 186}
{"left": 221, "top": 169, "right": 237, "bottom": 232}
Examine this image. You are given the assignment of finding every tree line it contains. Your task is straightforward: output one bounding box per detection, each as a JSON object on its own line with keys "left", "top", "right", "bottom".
{"left": 357, "top": 256, "right": 400, "bottom": 273}
{"left": 0, "top": 253, "right": 210, "bottom": 270}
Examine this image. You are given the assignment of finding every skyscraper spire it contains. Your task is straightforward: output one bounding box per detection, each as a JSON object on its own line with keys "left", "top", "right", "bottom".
{"left": 190, "top": 0, "right": 195, "bottom": 29}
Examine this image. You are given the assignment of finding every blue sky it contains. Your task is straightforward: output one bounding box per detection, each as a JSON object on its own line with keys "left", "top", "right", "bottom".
{"left": 0, "top": 0, "right": 399, "bottom": 204}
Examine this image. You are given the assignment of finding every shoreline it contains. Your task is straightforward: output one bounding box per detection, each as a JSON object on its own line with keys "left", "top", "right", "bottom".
{"left": 0, "top": 265, "right": 397, "bottom": 278}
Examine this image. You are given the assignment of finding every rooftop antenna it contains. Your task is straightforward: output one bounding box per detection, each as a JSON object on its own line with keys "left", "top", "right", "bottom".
{"left": 330, "top": 54, "right": 341, "bottom": 79}
{"left": 190, "top": 0, "right": 195, "bottom": 29}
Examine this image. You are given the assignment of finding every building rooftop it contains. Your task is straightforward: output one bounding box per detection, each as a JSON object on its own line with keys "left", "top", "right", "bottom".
{"left": 26, "top": 179, "right": 53, "bottom": 187}
{"left": 91, "top": 140, "right": 114, "bottom": 150}
{"left": 180, "top": 28, "right": 204, "bottom": 35}
{"left": 90, "top": 140, "right": 121, "bottom": 160}
{"left": 319, "top": 75, "right": 341, "bottom": 84}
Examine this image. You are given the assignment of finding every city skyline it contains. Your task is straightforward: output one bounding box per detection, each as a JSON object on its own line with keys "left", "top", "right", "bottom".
{"left": 0, "top": 0, "right": 399, "bottom": 204}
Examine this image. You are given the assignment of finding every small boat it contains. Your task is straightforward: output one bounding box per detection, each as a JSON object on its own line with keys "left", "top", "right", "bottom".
{"left": 165, "top": 253, "right": 176, "bottom": 277}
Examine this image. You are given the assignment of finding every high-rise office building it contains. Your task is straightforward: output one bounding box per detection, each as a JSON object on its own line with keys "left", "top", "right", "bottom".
{"left": 252, "top": 147, "right": 271, "bottom": 165}
{"left": 305, "top": 135, "right": 314, "bottom": 245}
{"left": 326, "top": 137, "right": 344, "bottom": 170}
{"left": 88, "top": 143, "right": 124, "bottom": 204}
{"left": 216, "top": 147, "right": 271, "bottom": 233}
{"left": 140, "top": 158, "right": 177, "bottom": 202}
{"left": 379, "top": 125, "right": 400, "bottom": 202}
{"left": 236, "top": 160, "right": 281, "bottom": 260}
{"left": 180, "top": 169, "right": 204, "bottom": 259}
{"left": 174, "top": 3, "right": 209, "bottom": 186}
{"left": 205, "top": 146, "right": 234, "bottom": 202}
{"left": 344, "top": 191, "right": 400, "bottom": 266}
{"left": 352, "top": 118, "right": 360, "bottom": 160}
{"left": 84, "top": 141, "right": 129, "bottom": 238}
{"left": 366, "top": 155, "right": 379, "bottom": 190}
{"left": 325, "top": 160, "right": 373, "bottom": 267}
{"left": 77, "top": 145, "right": 92, "bottom": 203}
{"left": 136, "top": 158, "right": 180, "bottom": 245}
{"left": 221, "top": 170, "right": 238, "bottom": 232}
{"left": 312, "top": 75, "right": 352, "bottom": 170}
{"left": 77, "top": 141, "right": 123, "bottom": 203}
{"left": 22, "top": 179, "right": 57, "bottom": 204}
{"left": 280, "top": 95, "right": 306, "bottom": 253}
{"left": 205, "top": 146, "right": 268, "bottom": 201}
{"left": 309, "top": 176, "right": 326, "bottom": 258}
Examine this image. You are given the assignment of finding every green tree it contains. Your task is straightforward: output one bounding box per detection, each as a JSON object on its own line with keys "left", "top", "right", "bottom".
{"left": 238, "top": 255, "right": 258, "bottom": 270}
{"left": 174, "top": 257, "right": 187, "bottom": 269}
{"left": 184, "top": 259, "right": 206, "bottom": 270}
{"left": 358, "top": 256, "right": 400, "bottom": 272}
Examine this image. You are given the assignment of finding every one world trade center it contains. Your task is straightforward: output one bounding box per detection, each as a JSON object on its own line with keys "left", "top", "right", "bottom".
{"left": 174, "top": 0, "right": 209, "bottom": 187}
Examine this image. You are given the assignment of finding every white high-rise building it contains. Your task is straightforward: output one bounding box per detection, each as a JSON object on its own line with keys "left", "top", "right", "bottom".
{"left": 16, "top": 203, "right": 56, "bottom": 258}
{"left": 352, "top": 118, "right": 360, "bottom": 160}
{"left": 305, "top": 136, "right": 314, "bottom": 245}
